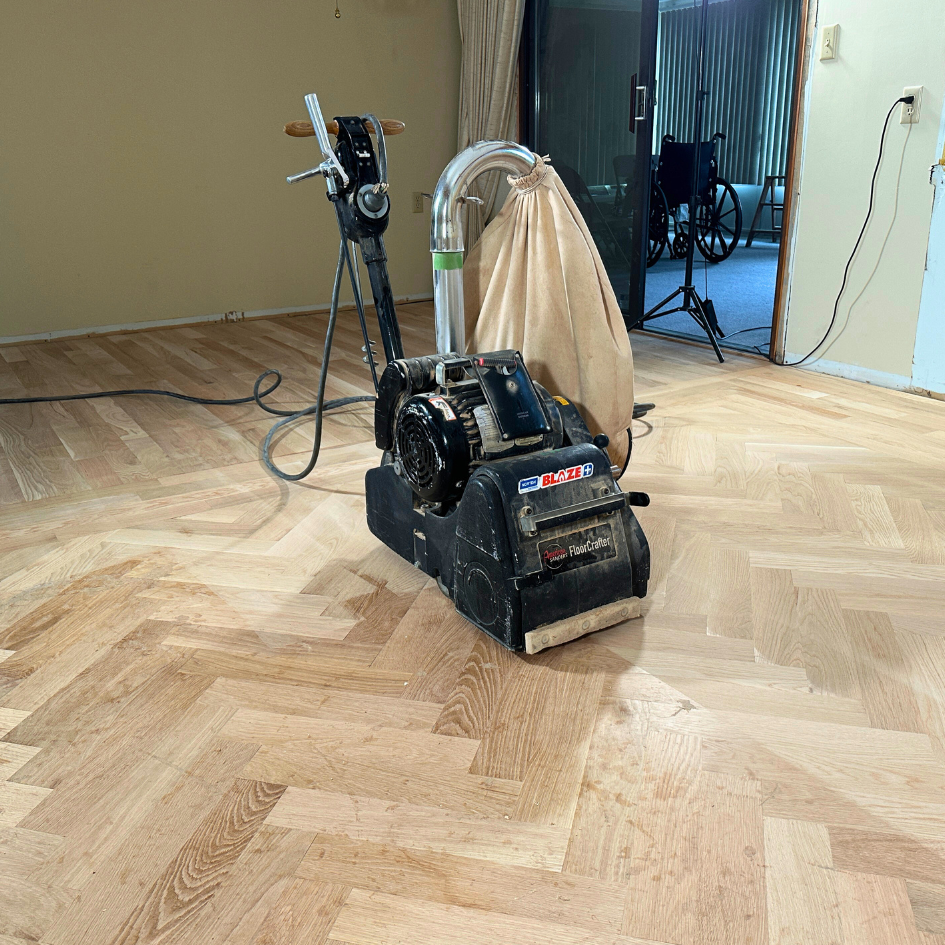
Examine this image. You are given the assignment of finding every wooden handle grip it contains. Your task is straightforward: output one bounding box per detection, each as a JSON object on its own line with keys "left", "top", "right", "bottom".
{"left": 284, "top": 119, "right": 405, "bottom": 138}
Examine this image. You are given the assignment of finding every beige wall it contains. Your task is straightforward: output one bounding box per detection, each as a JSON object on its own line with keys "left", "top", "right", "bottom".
{"left": 0, "top": 0, "right": 461, "bottom": 339}
{"left": 784, "top": 0, "right": 945, "bottom": 381}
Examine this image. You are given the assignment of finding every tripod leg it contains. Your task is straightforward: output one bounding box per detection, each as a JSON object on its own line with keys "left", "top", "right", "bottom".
{"left": 642, "top": 286, "right": 684, "bottom": 322}
{"left": 690, "top": 292, "right": 725, "bottom": 362}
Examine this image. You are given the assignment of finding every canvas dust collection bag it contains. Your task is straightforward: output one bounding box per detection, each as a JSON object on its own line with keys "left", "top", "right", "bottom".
{"left": 463, "top": 155, "right": 636, "bottom": 470}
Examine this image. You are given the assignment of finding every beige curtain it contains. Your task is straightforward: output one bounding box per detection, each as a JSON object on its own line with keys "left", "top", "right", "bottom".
{"left": 464, "top": 157, "right": 637, "bottom": 470}
{"left": 456, "top": 0, "right": 526, "bottom": 247}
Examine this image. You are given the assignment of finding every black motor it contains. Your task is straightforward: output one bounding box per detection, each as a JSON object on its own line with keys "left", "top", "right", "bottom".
{"left": 366, "top": 350, "right": 650, "bottom": 653}
{"left": 374, "top": 351, "right": 563, "bottom": 503}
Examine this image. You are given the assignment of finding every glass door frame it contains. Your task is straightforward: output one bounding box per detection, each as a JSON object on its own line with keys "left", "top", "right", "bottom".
{"left": 520, "top": 0, "right": 661, "bottom": 326}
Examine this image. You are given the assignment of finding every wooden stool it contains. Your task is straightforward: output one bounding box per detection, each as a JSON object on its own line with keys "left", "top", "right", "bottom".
{"left": 746, "top": 174, "right": 785, "bottom": 247}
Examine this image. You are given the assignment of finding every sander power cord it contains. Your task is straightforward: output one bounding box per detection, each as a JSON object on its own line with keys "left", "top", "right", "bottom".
{"left": 0, "top": 236, "right": 374, "bottom": 480}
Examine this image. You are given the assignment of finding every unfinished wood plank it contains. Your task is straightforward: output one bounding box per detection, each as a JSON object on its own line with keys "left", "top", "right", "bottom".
{"left": 266, "top": 787, "right": 568, "bottom": 870}
{"left": 511, "top": 656, "right": 605, "bottom": 826}
{"left": 562, "top": 697, "right": 644, "bottom": 882}
{"left": 431, "top": 635, "right": 517, "bottom": 739}
{"left": 179, "top": 647, "right": 412, "bottom": 696}
{"left": 105, "top": 779, "right": 286, "bottom": 943}
{"left": 763, "top": 817, "right": 843, "bottom": 945}
{"left": 158, "top": 824, "right": 315, "bottom": 945}
{"left": 908, "top": 881, "right": 945, "bottom": 937}
{"left": 252, "top": 878, "right": 349, "bottom": 945}
{"left": 229, "top": 709, "right": 518, "bottom": 816}
{"left": 372, "top": 585, "right": 478, "bottom": 704}
{"left": 0, "top": 824, "right": 64, "bottom": 876}
{"left": 44, "top": 739, "right": 262, "bottom": 945}
{"left": 620, "top": 733, "right": 765, "bottom": 945}
{"left": 297, "top": 833, "right": 627, "bottom": 934}
{"left": 848, "top": 483, "right": 905, "bottom": 550}
{"left": 0, "top": 781, "right": 53, "bottom": 827}
{"left": 0, "top": 873, "right": 74, "bottom": 944}
{"left": 828, "top": 826, "right": 945, "bottom": 886}
{"left": 206, "top": 677, "right": 442, "bottom": 732}
{"left": 837, "top": 871, "right": 924, "bottom": 945}
{"left": 844, "top": 609, "right": 925, "bottom": 733}
{"left": 327, "top": 887, "right": 662, "bottom": 945}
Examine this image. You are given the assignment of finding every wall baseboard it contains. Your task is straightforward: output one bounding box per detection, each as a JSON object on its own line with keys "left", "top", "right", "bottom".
{"left": 783, "top": 352, "right": 942, "bottom": 397}
{"left": 0, "top": 294, "right": 434, "bottom": 347}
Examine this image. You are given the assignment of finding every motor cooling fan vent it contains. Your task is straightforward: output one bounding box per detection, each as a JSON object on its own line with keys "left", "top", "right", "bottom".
{"left": 396, "top": 407, "right": 441, "bottom": 492}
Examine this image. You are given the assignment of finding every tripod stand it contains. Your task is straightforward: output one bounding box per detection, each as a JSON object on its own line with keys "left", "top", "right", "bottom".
{"left": 633, "top": 0, "right": 725, "bottom": 363}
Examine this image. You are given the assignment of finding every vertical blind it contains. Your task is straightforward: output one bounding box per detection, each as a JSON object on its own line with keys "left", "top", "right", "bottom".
{"left": 654, "top": 0, "right": 802, "bottom": 185}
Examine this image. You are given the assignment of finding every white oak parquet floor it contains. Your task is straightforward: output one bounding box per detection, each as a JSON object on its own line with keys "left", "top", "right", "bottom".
{"left": 1, "top": 303, "right": 944, "bottom": 943}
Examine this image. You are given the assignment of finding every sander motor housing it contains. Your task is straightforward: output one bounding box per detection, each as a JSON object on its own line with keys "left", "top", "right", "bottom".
{"left": 365, "top": 350, "right": 650, "bottom": 652}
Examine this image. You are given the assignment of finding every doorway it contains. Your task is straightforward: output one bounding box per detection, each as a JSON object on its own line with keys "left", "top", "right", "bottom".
{"left": 523, "top": 0, "right": 807, "bottom": 358}
{"left": 643, "top": 0, "right": 803, "bottom": 355}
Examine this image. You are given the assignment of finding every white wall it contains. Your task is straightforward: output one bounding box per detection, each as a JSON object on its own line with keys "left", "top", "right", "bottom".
{"left": 783, "top": 0, "right": 945, "bottom": 390}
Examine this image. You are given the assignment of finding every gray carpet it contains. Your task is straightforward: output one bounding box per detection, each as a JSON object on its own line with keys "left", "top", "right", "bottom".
{"left": 628, "top": 238, "right": 780, "bottom": 352}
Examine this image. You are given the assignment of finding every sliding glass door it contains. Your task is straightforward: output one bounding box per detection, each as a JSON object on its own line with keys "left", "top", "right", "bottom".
{"left": 523, "top": 0, "right": 660, "bottom": 323}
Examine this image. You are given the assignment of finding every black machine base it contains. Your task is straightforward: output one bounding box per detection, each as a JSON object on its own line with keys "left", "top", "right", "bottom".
{"left": 366, "top": 440, "right": 649, "bottom": 652}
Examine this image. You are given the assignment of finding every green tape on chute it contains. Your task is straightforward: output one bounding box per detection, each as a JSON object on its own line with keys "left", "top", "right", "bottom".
{"left": 433, "top": 252, "right": 464, "bottom": 270}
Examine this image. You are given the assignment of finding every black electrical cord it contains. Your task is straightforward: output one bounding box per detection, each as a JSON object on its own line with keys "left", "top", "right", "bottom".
{"left": 0, "top": 374, "right": 282, "bottom": 407}
{"left": 0, "top": 238, "right": 374, "bottom": 482}
{"left": 781, "top": 95, "right": 913, "bottom": 367}
{"left": 0, "top": 372, "right": 370, "bottom": 413}
{"left": 724, "top": 325, "right": 771, "bottom": 338}
{"left": 261, "top": 241, "right": 373, "bottom": 481}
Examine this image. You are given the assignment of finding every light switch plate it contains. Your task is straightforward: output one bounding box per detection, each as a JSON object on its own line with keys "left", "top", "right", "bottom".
{"left": 901, "top": 86, "right": 923, "bottom": 124}
{"left": 820, "top": 23, "right": 839, "bottom": 61}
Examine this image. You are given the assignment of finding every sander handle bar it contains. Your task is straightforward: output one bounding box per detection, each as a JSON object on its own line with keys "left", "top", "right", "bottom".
{"left": 284, "top": 118, "right": 406, "bottom": 138}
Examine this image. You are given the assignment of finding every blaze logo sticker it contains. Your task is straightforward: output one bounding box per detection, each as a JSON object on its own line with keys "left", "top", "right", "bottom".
{"left": 518, "top": 462, "right": 594, "bottom": 494}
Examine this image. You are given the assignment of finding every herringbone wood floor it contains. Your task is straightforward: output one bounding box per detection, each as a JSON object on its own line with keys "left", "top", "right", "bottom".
{"left": 1, "top": 303, "right": 945, "bottom": 944}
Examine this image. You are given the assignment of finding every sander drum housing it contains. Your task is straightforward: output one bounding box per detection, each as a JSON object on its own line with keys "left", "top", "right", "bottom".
{"left": 365, "top": 350, "right": 650, "bottom": 652}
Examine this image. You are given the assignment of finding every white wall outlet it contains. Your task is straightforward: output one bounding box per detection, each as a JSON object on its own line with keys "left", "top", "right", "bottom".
{"left": 901, "top": 86, "right": 923, "bottom": 124}
{"left": 820, "top": 23, "right": 839, "bottom": 61}
{"left": 412, "top": 192, "right": 424, "bottom": 213}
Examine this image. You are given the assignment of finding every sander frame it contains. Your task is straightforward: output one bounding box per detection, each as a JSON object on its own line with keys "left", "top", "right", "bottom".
{"left": 289, "top": 93, "right": 650, "bottom": 653}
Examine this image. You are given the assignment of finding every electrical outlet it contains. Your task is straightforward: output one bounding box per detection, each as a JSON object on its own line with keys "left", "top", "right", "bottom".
{"left": 412, "top": 192, "right": 424, "bottom": 213}
{"left": 819, "top": 23, "right": 839, "bottom": 61}
{"left": 901, "top": 86, "right": 923, "bottom": 124}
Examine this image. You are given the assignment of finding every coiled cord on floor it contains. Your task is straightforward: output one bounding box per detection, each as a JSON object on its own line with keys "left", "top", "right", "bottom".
{"left": 259, "top": 241, "right": 373, "bottom": 481}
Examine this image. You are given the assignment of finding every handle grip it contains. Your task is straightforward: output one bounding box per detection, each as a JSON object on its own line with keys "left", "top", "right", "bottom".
{"left": 284, "top": 118, "right": 406, "bottom": 138}
{"left": 286, "top": 166, "right": 324, "bottom": 185}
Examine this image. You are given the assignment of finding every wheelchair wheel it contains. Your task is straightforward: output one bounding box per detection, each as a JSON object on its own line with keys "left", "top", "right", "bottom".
{"left": 672, "top": 227, "right": 689, "bottom": 260}
{"left": 647, "top": 182, "right": 669, "bottom": 267}
{"left": 695, "top": 178, "right": 742, "bottom": 262}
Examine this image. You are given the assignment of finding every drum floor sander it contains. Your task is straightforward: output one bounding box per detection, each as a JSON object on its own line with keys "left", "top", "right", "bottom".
{"left": 286, "top": 92, "right": 650, "bottom": 655}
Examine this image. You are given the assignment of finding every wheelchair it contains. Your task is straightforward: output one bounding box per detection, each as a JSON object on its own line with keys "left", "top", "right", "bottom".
{"left": 647, "top": 132, "right": 742, "bottom": 267}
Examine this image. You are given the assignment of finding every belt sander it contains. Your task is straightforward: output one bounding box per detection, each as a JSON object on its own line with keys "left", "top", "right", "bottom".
{"left": 288, "top": 95, "right": 649, "bottom": 654}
